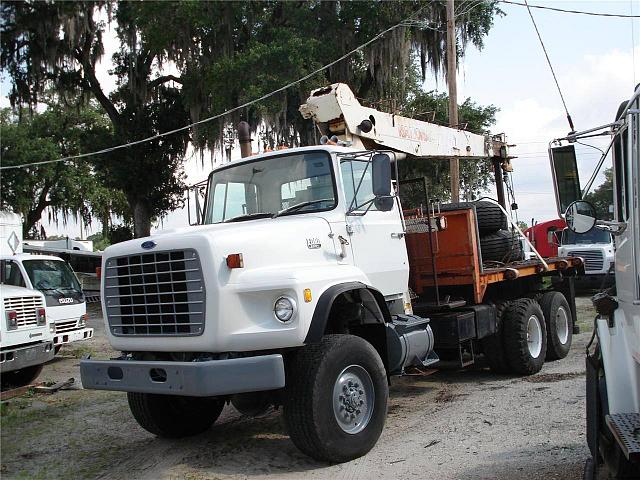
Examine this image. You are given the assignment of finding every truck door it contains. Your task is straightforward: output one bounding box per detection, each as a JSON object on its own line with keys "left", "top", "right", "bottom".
{"left": 339, "top": 156, "right": 409, "bottom": 297}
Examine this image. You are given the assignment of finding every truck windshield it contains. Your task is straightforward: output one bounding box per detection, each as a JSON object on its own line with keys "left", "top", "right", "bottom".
{"left": 204, "top": 151, "right": 336, "bottom": 223}
{"left": 561, "top": 228, "right": 612, "bottom": 245}
{"left": 23, "top": 259, "right": 82, "bottom": 294}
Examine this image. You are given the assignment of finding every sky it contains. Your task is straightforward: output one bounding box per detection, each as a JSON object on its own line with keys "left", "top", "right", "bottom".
{"left": 3, "top": 0, "right": 639, "bottom": 238}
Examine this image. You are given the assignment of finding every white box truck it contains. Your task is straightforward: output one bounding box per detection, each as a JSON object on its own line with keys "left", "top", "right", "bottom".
{"left": 0, "top": 211, "right": 93, "bottom": 353}
{"left": 1, "top": 283, "right": 54, "bottom": 388}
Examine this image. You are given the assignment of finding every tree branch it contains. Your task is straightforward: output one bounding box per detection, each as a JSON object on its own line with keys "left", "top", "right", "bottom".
{"left": 148, "top": 75, "right": 183, "bottom": 89}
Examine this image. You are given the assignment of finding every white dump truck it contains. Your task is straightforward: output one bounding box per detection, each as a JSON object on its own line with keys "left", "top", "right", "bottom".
{"left": 1, "top": 283, "right": 54, "bottom": 388}
{"left": 0, "top": 211, "right": 93, "bottom": 353}
{"left": 81, "top": 84, "right": 580, "bottom": 462}
{"left": 549, "top": 85, "right": 640, "bottom": 478}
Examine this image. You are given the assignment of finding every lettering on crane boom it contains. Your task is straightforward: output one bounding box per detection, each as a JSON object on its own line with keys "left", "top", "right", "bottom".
{"left": 398, "top": 125, "right": 428, "bottom": 143}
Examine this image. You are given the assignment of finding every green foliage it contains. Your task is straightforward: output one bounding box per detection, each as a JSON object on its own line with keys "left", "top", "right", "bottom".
{"left": 0, "top": 104, "right": 127, "bottom": 237}
{"left": 516, "top": 221, "right": 529, "bottom": 231}
{"left": 584, "top": 167, "right": 614, "bottom": 220}
{"left": 1, "top": 0, "right": 502, "bottom": 235}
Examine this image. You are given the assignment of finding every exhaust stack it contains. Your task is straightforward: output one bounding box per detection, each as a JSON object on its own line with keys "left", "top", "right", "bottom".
{"left": 238, "top": 121, "right": 252, "bottom": 158}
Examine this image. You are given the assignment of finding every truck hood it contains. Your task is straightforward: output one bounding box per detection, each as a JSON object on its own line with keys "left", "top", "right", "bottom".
{"left": 103, "top": 215, "right": 339, "bottom": 272}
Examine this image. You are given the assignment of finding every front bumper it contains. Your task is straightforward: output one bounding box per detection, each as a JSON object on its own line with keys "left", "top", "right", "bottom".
{"left": 54, "top": 327, "right": 94, "bottom": 346}
{"left": 80, "top": 354, "right": 286, "bottom": 397}
{"left": 1, "top": 341, "right": 55, "bottom": 373}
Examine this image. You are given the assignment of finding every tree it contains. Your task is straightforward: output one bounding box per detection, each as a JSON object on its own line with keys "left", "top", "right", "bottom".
{"left": 1, "top": 1, "right": 502, "bottom": 236}
{"left": 2, "top": 2, "right": 189, "bottom": 237}
{"left": 584, "top": 167, "right": 614, "bottom": 220}
{"left": 0, "top": 104, "right": 127, "bottom": 237}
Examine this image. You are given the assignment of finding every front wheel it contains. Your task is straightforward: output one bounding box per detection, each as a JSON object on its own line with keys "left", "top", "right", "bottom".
{"left": 1, "top": 364, "right": 43, "bottom": 389}
{"left": 283, "top": 334, "right": 388, "bottom": 463}
{"left": 127, "top": 392, "right": 225, "bottom": 438}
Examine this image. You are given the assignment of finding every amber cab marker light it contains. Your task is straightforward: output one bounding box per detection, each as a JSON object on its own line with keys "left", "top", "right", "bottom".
{"left": 304, "top": 288, "right": 312, "bottom": 303}
{"left": 226, "top": 253, "right": 244, "bottom": 269}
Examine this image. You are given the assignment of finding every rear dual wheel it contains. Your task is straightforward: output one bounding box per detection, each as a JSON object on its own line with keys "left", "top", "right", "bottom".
{"left": 503, "top": 298, "right": 547, "bottom": 375}
{"left": 539, "top": 291, "right": 573, "bottom": 360}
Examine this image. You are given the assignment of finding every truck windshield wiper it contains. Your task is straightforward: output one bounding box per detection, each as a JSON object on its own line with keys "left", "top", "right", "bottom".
{"left": 272, "top": 198, "right": 334, "bottom": 218}
{"left": 223, "top": 212, "right": 274, "bottom": 223}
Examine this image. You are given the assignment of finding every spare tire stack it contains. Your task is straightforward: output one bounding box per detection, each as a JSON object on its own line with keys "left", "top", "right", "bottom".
{"left": 474, "top": 201, "right": 523, "bottom": 263}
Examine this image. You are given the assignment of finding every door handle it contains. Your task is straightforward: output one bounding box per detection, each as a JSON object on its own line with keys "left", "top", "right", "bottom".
{"left": 338, "top": 235, "right": 349, "bottom": 258}
{"left": 391, "top": 232, "right": 405, "bottom": 239}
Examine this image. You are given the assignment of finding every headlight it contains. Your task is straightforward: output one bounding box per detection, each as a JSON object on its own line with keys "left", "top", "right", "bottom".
{"left": 274, "top": 296, "right": 296, "bottom": 323}
{"left": 78, "top": 313, "right": 89, "bottom": 327}
{"left": 49, "top": 322, "right": 55, "bottom": 333}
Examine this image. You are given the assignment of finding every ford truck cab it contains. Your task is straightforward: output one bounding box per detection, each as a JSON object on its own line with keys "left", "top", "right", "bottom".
{"left": 0, "top": 254, "right": 93, "bottom": 352}
{"left": 81, "top": 84, "right": 575, "bottom": 463}
{"left": 0, "top": 284, "right": 54, "bottom": 387}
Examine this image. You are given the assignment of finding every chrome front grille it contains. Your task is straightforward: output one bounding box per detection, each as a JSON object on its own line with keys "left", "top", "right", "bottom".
{"left": 568, "top": 250, "right": 604, "bottom": 271}
{"left": 104, "top": 249, "right": 205, "bottom": 336}
{"left": 3, "top": 296, "right": 43, "bottom": 328}
{"left": 55, "top": 319, "right": 79, "bottom": 333}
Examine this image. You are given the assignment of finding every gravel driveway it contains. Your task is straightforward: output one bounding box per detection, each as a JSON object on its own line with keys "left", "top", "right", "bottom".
{"left": 0, "top": 298, "right": 595, "bottom": 479}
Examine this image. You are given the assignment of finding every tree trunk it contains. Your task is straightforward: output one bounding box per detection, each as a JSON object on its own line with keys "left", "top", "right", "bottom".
{"left": 132, "top": 200, "right": 152, "bottom": 238}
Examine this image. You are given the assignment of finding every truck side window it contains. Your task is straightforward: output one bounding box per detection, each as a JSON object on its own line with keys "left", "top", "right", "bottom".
{"left": 340, "top": 160, "right": 377, "bottom": 211}
{"left": 1, "top": 260, "right": 26, "bottom": 287}
{"left": 613, "top": 123, "right": 629, "bottom": 221}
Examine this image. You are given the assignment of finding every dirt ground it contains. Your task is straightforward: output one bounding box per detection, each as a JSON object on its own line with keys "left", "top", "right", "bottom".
{"left": 1, "top": 297, "right": 597, "bottom": 480}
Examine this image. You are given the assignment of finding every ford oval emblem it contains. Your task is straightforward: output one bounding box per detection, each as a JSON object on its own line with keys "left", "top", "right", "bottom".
{"left": 141, "top": 240, "right": 156, "bottom": 250}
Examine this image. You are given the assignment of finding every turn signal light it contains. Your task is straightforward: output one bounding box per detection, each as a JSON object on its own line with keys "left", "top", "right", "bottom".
{"left": 6, "top": 310, "right": 17, "bottom": 330}
{"left": 303, "top": 288, "right": 312, "bottom": 303}
{"left": 226, "top": 253, "right": 244, "bottom": 269}
{"left": 36, "top": 308, "right": 46, "bottom": 325}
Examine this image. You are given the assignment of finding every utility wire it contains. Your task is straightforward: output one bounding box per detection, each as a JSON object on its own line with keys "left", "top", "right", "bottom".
{"left": 499, "top": 0, "right": 640, "bottom": 18}
{"left": 2, "top": 9, "right": 432, "bottom": 171}
{"left": 523, "top": 0, "right": 575, "bottom": 133}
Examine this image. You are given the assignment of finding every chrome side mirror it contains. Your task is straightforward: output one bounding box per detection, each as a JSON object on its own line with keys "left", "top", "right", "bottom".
{"left": 565, "top": 200, "right": 597, "bottom": 234}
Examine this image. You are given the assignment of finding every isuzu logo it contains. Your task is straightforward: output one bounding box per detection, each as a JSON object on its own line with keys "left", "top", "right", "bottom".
{"left": 141, "top": 240, "right": 157, "bottom": 250}
{"left": 58, "top": 297, "right": 74, "bottom": 304}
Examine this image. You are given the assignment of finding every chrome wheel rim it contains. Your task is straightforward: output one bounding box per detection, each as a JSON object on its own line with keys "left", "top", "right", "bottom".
{"left": 527, "top": 315, "right": 543, "bottom": 358}
{"left": 556, "top": 306, "right": 569, "bottom": 345}
{"left": 332, "top": 365, "right": 374, "bottom": 435}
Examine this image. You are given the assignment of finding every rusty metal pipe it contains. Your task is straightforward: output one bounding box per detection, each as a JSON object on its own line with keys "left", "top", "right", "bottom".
{"left": 238, "top": 121, "right": 252, "bottom": 158}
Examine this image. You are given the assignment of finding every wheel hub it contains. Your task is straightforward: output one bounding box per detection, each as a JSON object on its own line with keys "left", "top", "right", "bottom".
{"left": 526, "top": 314, "right": 543, "bottom": 359}
{"left": 556, "top": 306, "right": 569, "bottom": 344}
{"left": 333, "top": 365, "right": 374, "bottom": 434}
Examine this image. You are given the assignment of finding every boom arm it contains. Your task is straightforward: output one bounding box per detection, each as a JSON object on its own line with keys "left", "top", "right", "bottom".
{"left": 300, "top": 83, "right": 507, "bottom": 160}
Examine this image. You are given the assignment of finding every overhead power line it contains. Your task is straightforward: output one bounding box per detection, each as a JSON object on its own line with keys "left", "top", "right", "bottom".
{"left": 2, "top": 8, "right": 436, "bottom": 171}
{"left": 499, "top": 0, "right": 640, "bottom": 18}
{"left": 523, "top": 0, "right": 575, "bottom": 133}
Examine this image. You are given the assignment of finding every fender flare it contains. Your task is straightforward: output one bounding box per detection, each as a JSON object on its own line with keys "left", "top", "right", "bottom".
{"left": 304, "top": 281, "right": 391, "bottom": 344}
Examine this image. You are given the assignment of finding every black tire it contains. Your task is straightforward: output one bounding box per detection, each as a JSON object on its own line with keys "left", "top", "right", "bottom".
{"left": 1, "top": 364, "right": 43, "bottom": 389}
{"left": 583, "top": 457, "right": 595, "bottom": 480}
{"left": 474, "top": 201, "right": 508, "bottom": 234}
{"left": 127, "top": 392, "right": 225, "bottom": 438}
{"left": 503, "top": 298, "right": 547, "bottom": 375}
{"left": 283, "top": 334, "right": 388, "bottom": 463}
{"left": 480, "top": 229, "right": 523, "bottom": 263}
{"left": 539, "top": 291, "right": 573, "bottom": 361}
{"left": 480, "top": 302, "right": 511, "bottom": 374}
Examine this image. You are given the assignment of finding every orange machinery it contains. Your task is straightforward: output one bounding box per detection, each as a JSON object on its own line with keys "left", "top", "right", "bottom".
{"left": 404, "top": 205, "right": 582, "bottom": 306}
